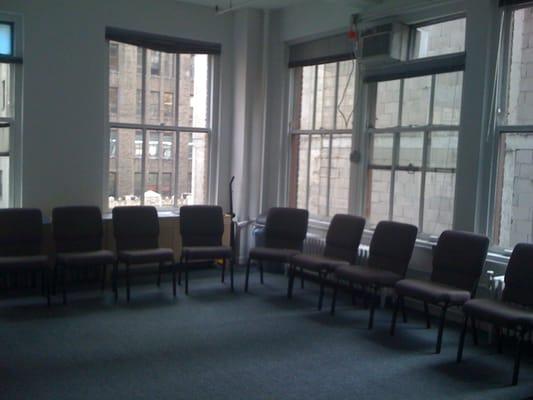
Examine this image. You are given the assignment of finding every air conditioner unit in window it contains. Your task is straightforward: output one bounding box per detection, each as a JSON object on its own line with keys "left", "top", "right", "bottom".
{"left": 359, "top": 22, "right": 409, "bottom": 63}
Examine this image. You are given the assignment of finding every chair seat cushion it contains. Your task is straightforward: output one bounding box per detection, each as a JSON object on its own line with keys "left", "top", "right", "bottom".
{"left": 0, "top": 255, "right": 49, "bottom": 271}
{"left": 57, "top": 250, "right": 115, "bottom": 266}
{"left": 335, "top": 264, "right": 402, "bottom": 287}
{"left": 291, "top": 254, "right": 348, "bottom": 272}
{"left": 464, "top": 298, "right": 533, "bottom": 327}
{"left": 249, "top": 247, "right": 300, "bottom": 263}
{"left": 395, "top": 278, "right": 471, "bottom": 305}
{"left": 182, "top": 246, "right": 232, "bottom": 260}
{"left": 118, "top": 248, "right": 174, "bottom": 264}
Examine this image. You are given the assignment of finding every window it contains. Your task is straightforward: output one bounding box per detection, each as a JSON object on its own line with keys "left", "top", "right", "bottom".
{"left": 288, "top": 60, "right": 356, "bottom": 218}
{"left": 0, "top": 61, "right": 14, "bottom": 208}
{"left": 108, "top": 41, "right": 212, "bottom": 209}
{"left": 492, "top": 4, "right": 533, "bottom": 249}
{"left": 365, "top": 71, "right": 463, "bottom": 236}
{"left": 150, "top": 51, "right": 161, "bottom": 76}
{"left": 0, "top": 22, "right": 13, "bottom": 56}
{"left": 109, "top": 42, "right": 119, "bottom": 72}
{"left": 109, "top": 87, "right": 118, "bottom": 116}
{"left": 109, "top": 129, "right": 117, "bottom": 157}
{"left": 411, "top": 18, "right": 466, "bottom": 59}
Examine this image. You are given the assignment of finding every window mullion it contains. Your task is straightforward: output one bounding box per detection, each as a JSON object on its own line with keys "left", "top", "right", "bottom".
{"left": 306, "top": 66, "right": 319, "bottom": 211}
{"left": 140, "top": 48, "right": 147, "bottom": 205}
{"left": 173, "top": 55, "right": 181, "bottom": 208}
{"left": 389, "top": 80, "right": 404, "bottom": 220}
{"left": 325, "top": 62, "right": 341, "bottom": 217}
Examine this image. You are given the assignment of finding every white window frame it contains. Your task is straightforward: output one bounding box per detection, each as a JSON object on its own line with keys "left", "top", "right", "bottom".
{"left": 105, "top": 40, "right": 218, "bottom": 211}
{"left": 0, "top": 14, "right": 22, "bottom": 208}
{"left": 287, "top": 60, "right": 358, "bottom": 221}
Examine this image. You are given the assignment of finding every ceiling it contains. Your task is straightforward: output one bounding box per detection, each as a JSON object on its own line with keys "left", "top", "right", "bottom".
{"left": 176, "top": 0, "right": 385, "bottom": 12}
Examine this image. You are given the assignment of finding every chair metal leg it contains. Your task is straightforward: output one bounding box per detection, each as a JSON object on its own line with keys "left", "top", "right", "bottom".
{"left": 221, "top": 260, "right": 225, "bottom": 283}
{"left": 351, "top": 283, "right": 357, "bottom": 306}
{"left": 172, "top": 262, "right": 177, "bottom": 298}
{"left": 497, "top": 326, "right": 504, "bottom": 354}
{"left": 113, "top": 261, "right": 118, "bottom": 303}
{"left": 101, "top": 264, "right": 107, "bottom": 290}
{"left": 436, "top": 304, "right": 449, "bottom": 354}
{"left": 368, "top": 286, "right": 379, "bottom": 330}
{"left": 287, "top": 264, "right": 295, "bottom": 299}
{"left": 401, "top": 296, "right": 408, "bottom": 323}
{"left": 244, "top": 258, "right": 251, "bottom": 292}
{"left": 390, "top": 295, "right": 402, "bottom": 336}
{"left": 184, "top": 257, "right": 189, "bottom": 295}
{"left": 125, "top": 263, "right": 130, "bottom": 303}
{"left": 157, "top": 262, "right": 162, "bottom": 287}
{"left": 471, "top": 317, "right": 479, "bottom": 346}
{"left": 424, "top": 302, "right": 431, "bottom": 329}
{"left": 178, "top": 256, "right": 183, "bottom": 286}
{"left": 512, "top": 329, "right": 525, "bottom": 386}
{"left": 259, "top": 261, "right": 264, "bottom": 285}
{"left": 230, "top": 258, "right": 234, "bottom": 292}
{"left": 45, "top": 269, "right": 51, "bottom": 307}
{"left": 456, "top": 315, "right": 468, "bottom": 363}
{"left": 330, "top": 280, "right": 339, "bottom": 316}
{"left": 61, "top": 265, "right": 67, "bottom": 305}
{"left": 318, "top": 271, "right": 326, "bottom": 311}
{"left": 300, "top": 268, "right": 304, "bottom": 289}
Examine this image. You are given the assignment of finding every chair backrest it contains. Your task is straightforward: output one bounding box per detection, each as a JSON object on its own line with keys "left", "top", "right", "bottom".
{"left": 180, "top": 205, "right": 224, "bottom": 247}
{"left": 368, "top": 221, "right": 418, "bottom": 276}
{"left": 53, "top": 206, "right": 103, "bottom": 253}
{"left": 323, "top": 214, "right": 366, "bottom": 264}
{"left": 0, "top": 208, "right": 43, "bottom": 256}
{"left": 431, "top": 230, "right": 489, "bottom": 292}
{"left": 264, "top": 207, "right": 309, "bottom": 251}
{"left": 502, "top": 243, "right": 533, "bottom": 307}
{"left": 112, "top": 206, "right": 159, "bottom": 251}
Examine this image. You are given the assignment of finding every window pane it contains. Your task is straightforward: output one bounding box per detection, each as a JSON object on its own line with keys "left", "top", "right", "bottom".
{"left": 412, "top": 18, "right": 466, "bottom": 59}
{"left": 398, "top": 132, "right": 424, "bottom": 168}
{"left": 494, "top": 132, "right": 533, "bottom": 249}
{"left": 314, "top": 63, "right": 336, "bottom": 130}
{"left": 108, "top": 172, "right": 117, "bottom": 198}
{"left": 178, "top": 54, "right": 209, "bottom": 128}
{"left": 433, "top": 72, "right": 463, "bottom": 125}
{"left": 370, "top": 133, "right": 393, "bottom": 166}
{"left": 292, "top": 66, "right": 316, "bottom": 130}
{"left": 423, "top": 171, "right": 455, "bottom": 236}
{"left": 145, "top": 130, "right": 175, "bottom": 207}
{"left": 145, "top": 50, "right": 176, "bottom": 126}
{"left": 328, "top": 134, "right": 351, "bottom": 215}
{"left": 401, "top": 76, "right": 431, "bottom": 126}
{"left": 374, "top": 79, "right": 400, "bottom": 128}
{"left": 0, "top": 155, "right": 9, "bottom": 208}
{"left": 367, "top": 169, "right": 391, "bottom": 226}
{"left": 0, "top": 23, "right": 12, "bottom": 56}
{"left": 290, "top": 135, "right": 309, "bottom": 209}
{"left": 108, "top": 42, "right": 142, "bottom": 123}
{"left": 428, "top": 131, "right": 458, "bottom": 169}
{"left": 177, "top": 132, "right": 208, "bottom": 205}
{"left": 393, "top": 170, "right": 421, "bottom": 225}
{"left": 336, "top": 60, "right": 356, "bottom": 129}
{"left": 108, "top": 128, "right": 143, "bottom": 209}
{"left": 506, "top": 7, "right": 533, "bottom": 125}
{"left": 109, "top": 129, "right": 117, "bottom": 158}
{"left": 162, "top": 132, "right": 174, "bottom": 160}
{"left": 308, "top": 134, "right": 329, "bottom": 217}
{"left": 0, "top": 63, "right": 12, "bottom": 118}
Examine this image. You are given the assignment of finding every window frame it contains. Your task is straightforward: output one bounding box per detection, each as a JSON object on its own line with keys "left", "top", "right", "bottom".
{"left": 488, "top": 3, "right": 533, "bottom": 251}
{"left": 105, "top": 41, "right": 216, "bottom": 210}
{"left": 287, "top": 60, "right": 357, "bottom": 220}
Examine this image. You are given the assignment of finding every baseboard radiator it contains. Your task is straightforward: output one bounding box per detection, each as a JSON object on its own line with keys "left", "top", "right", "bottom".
{"left": 303, "top": 234, "right": 370, "bottom": 266}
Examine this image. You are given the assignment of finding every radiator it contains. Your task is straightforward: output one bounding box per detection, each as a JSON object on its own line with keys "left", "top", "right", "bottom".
{"left": 303, "top": 234, "right": 370, "bottom": 265}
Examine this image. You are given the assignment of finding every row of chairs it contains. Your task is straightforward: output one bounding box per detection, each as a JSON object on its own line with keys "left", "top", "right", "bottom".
{"left": 0, "top": 205, "right": 233, "bottom": 305}
{"left": 243, "top": 207, "right": 533, "bottom": 385}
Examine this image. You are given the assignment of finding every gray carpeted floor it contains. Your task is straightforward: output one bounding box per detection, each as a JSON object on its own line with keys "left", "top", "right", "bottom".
{"left": 1, "top": 270, "right": 532, "bottom": 400}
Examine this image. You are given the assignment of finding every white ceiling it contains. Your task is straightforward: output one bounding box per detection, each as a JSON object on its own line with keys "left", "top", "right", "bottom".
{"left": 176, "top": 0, "right": 385, "bottom": 12}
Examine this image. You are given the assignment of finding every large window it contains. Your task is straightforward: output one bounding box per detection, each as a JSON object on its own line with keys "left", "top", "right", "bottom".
{"left": 288, "top": 60, "right": 355, "bottom": 218}
{"left": 108, "top": 41, "right": 212, "bottom": 209}
{"left": 492, "top": 4, "right": 533, "bottom": 249}
{"left": 365, "top": 71, "right": 463, "bottom": 236}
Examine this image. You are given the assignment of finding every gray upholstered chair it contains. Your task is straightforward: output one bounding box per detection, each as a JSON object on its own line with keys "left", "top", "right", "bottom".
{"left": 390, "top": 230, "right": 489, "bottom": 353}
{"left": 245, "top": 207, "right": 309, "bottom": 292}
{"left": 288, "top": 214, "right": 366, "bottom": 310}
{"left": 457, "top": 243, "right": 533, "bottom": 385}
{"left": 179, "top": 205, "right": 233, "bottom": 294}
{"left": 112, "top": 206, "right": 175, "bottom": 302}
{"left": 330, "top": 221, "right": 418, "bottom": 329}
{"left": 53, "top": 206, "right": 115, "bottom": 304}
{"left": 0, "top": 208, "right": 50, "bottom": 306}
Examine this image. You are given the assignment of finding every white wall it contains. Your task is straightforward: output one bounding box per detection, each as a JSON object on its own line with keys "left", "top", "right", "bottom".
{"left": 1, "top": 0, "right": 234, "bottom": 216}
